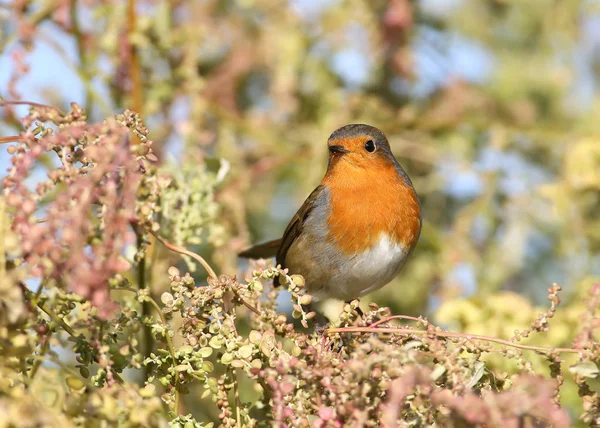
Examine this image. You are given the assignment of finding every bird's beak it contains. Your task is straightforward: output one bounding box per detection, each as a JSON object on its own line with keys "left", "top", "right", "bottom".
{"left": 328, "top": 145, "right": 349, "bottom": 154}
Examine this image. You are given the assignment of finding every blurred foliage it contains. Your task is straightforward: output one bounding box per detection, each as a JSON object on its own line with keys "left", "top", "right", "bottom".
{"left": 1, "top": 0, "right": 600, "bottom": 426}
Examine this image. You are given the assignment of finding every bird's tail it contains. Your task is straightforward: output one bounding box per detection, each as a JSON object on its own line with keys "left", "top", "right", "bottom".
{"left": 238, "top": 238, "right": 281, "bottom": 259}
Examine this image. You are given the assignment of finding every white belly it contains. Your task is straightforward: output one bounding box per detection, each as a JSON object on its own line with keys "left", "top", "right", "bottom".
{"left": 286, "top": 232, "right": 410, "bottom": 301}
{"left": 326, "top": 234, "right": 409, "bottom": 300}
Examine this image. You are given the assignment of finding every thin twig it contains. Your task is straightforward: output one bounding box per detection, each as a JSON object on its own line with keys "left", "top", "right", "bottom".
{"left": 0, "top": 3, "right": 53, "bottom": 51}
{"left": 149, "top": 229, "right": 217, "bottom": 278}
{"left": 34, "top": 299, "right": 124, "bottom": 384}
{"left": 0, "top": 136, "right": 25, "bottom": 144}
{"left": 224, "top": 297, "right": 243, "bottom": 428}
{"left": 24, "top": 282, "right": 124, "bottom": 384}
{"left": 28, "top": 355, "right": 95, "bottom": 388}
{"left": 0, "top": 100, "right": 65, "bottom": 115}
{"left": 234, "top": 369, "right": 242, "bottom": 428}
{"left": 232, "top": 289, "right": 261, "bottom": 315}
{"left": 149, "top": 230, "right": 261, "bottom": 315}
{"left": 134, "top": 226, "right": 153, "bottom": 379}
{"left": 36, "top": 34, "right": 112, "bottom": 116}
{"left": 70, "top": 0, "right": 92, "bottom": 116}
{"left": 135, "top": 228, "right": 260, "bottom": 420}
{"left": 326, "top": 326, "right": 584, "bottom": 355}
{"left": 113, "top": 286, "right": 180, "bottom": 413}
{"left": 127, "top": 0, "right": 143, "bottom": 146}
{"left": 36, "top": 301, "right": 77, "bottom": 337}
{"left": 147, "top": 292, "right": 181, "bottom": 414}
{"left": 368, "top": 315, "right": 424, "bottom": 329}
{"left": 29, "top": 331, "right": 52, "bottom": 380}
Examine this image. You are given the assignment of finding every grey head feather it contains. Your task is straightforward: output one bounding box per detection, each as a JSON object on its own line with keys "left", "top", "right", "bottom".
{"left": 328, "top": 124, "right": 414, "bottom": 188}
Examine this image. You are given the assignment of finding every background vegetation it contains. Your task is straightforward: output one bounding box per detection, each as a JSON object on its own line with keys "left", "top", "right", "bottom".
{"left": 1, "top": 0, "right": 599, "bottom": 426}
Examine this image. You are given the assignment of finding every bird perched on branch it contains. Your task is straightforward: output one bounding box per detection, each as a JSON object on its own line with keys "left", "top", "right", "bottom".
{"left": 239, "top": 124, "right": 421, "bottom": 305}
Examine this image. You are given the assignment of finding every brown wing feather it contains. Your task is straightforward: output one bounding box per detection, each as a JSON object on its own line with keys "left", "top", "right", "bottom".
{"left": 238, "top": 238, "right": 282, "bottom": 259}
{"left": 274, "top": 185, "right": 326, "bottom": 286}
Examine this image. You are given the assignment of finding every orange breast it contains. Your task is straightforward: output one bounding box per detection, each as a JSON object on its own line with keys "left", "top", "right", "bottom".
{"left": 322, "top": 157, "right": 421, "bottom": 254}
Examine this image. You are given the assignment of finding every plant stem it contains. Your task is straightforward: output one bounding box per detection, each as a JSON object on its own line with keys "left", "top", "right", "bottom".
{"left": 232, "top": 289, "right": 261, "bottom": 315}
{"left": 146, "top": 294, "right": 180, "bottom": 414}
{"left": 368, "top": 315, "right": 425, "bottom": 329}
{"left": 145, "top": 295, "right": 178, "bottom": 377}
{"left": 135, "top": 229, "right": 153, "bottom": 379}
{"left": 326, "top": 326, "right": 584, "bottom": 355}
{"left": 139, "top": 229, "right": 261, "bottom": 419}
{"left": 70, "top": 0, "right": 92, "bottom": 117}
{"left": 234, "top": 369, "right": 242, "bottom": 428}
{"left": 113, "top": 286, "right": 180, "bottom": 414}
{"left": 0, "top": 100, "right": 65, "bottom": 115}
{"left": 149, "top": 230, "right": 261, "bottom": 315}
{"left": 34, "top": 299, "right": 124, "bottom": 384}
{"left": 36, "top": 301, "right": 77, "bottom": 337}
{"left": 127, "top": 0, "right": 143, "bottom": 128}
{"left": 29, "top": 331, "right": 52, "bottom": 380}
{"left": 0, "top": 136, "right": 26, "bottom": 144}
{"left": 29, "top": 355, "right": 94, "bottom": 388}
{"left": 149, "top": 229, "right": 217, "bottom": 279}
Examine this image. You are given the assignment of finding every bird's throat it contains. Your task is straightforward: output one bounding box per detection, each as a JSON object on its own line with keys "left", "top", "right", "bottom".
{"left": 322, "top": 160, "right": 421, "bottom": 255}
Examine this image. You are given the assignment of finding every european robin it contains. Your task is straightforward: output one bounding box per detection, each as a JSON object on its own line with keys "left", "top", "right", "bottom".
{"left": 239, "top": 124, "right": 421, "bottom": 304}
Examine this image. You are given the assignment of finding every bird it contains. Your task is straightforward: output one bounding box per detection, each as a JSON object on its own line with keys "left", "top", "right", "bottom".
{"left": 239, "top": 124, "right": 421, "bottom": 305}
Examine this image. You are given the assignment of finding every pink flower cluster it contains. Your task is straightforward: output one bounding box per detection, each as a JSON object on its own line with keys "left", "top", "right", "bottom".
{"left": 4, "top": 104, "right": 154, "bottom": 317}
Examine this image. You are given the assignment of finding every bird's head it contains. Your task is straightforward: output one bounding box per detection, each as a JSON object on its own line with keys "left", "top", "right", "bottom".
{"left": 326, "top": 124, "right": 397, "bottom": 172}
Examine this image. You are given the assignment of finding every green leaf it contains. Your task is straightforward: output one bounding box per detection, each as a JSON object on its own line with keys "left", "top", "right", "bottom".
{"left": 179, "top": 345, "right": 194, "bottom": 354}
{"left": 209, "top": 336, "right": 223, "bottom": 349}
{"left": 198, "top": 347, "right": 214, "bottom": 358}
{"left": 220, "top": 353, "right": 234, "bottom": 365}
{"left": 65, "top": 375, "right": 85, "bottom": 391}
{"left": 249, "top": 330, "right": 262, "bottom": 344}
{"left": 238, "top": 345, "right": 253, "bottom": 359}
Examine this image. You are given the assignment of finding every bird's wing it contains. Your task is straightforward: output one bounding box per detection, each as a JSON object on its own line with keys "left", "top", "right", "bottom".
{"left": 238, "top": 238, "right": 282, "bottom": 259}
{"left": 274, "top": 185, "right": 327, "bottom": 283}
{"left": 239, "top": 185, "right": 326, "bottom": 287}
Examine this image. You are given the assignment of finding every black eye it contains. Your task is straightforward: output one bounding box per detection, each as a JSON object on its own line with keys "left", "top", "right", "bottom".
{"left": 364, "top": 140, "right": 375, "bottom": 152}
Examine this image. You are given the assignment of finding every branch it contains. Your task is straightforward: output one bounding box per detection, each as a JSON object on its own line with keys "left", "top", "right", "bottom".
{"left": 148, "top": 229, "right": 260, "bottom": 315}
{"left": 70, "top": 0, "right": 92, "bottom": 116}
{"left": 148, "top": 229, "right": 217, "bottom": 279}
{"left": 232, "top": 290, "right": 261, "bottom": 316}
{"left": 0, "top": 136, "right": 26, "bottom": 144}
{"left": 326, "top": 325, "right": 584, "bottom": 355}
{"left": 113, "top": 286, "right": 179, "bottom": 412}
{"left": 0, "top": 99, "right": 65, "bottom": 115}
{"left": 234, "top": 369, "right": 242, "bottom": 428}
{"left": 29, "top": 331, "right": 52, "bottom": 380}
{"left": 133, "top": 225, "right": 153, "bottom": 379}
{"left": 34, "top": 298, "right": 125, "bottom": 384}
{"left": 368, "top": 315, "right": 424, "bottom": 328}
{"left": 127, "top": 0, "right": 143, "bottom": 134}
